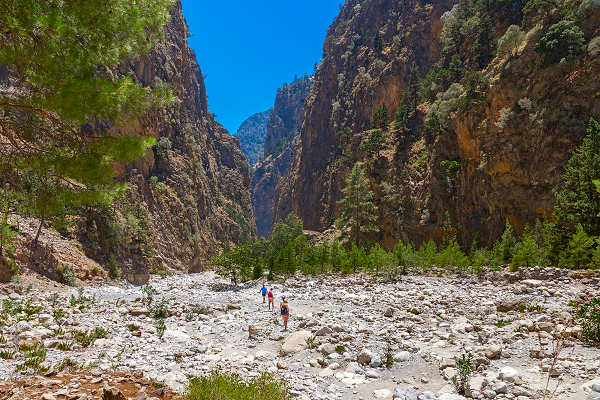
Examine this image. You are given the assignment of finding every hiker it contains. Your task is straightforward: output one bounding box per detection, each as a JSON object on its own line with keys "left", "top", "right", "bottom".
{"left": 260, "top": 283, "right": 267, "bottom": 303}
{"left": 267, "top": 288, "right": 274, "bottom": 310}
{"left": 280, "top": 297, "right": 290, "bottom": 331}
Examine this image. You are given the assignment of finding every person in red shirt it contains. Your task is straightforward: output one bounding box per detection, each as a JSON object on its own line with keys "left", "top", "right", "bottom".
{"left": 267, "top": 288, "right": 274, "bottom": 310}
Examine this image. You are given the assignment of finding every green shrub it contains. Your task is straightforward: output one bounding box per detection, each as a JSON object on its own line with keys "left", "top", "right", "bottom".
{"left": 574, "top": 296, "right": 600, "bottom": 345}
{"left": 155, "top": 318, "right": 166, "bottom": 339}
{"left": 186, "top": 372, "right": 290, "bottom": 400}
{"left": 57, "top": 265, "right": 76, "bottom": 286}
{"left": 497, "top": 25, "right": 525, "bottom": 58}
{"left": 451, "top": 352, "right": 473, "bottom": 395}
{"left": 537, "top": 20, "right": 585, "bottom": 64}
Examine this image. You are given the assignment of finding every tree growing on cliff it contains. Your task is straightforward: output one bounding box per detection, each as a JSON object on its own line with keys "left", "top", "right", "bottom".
{"left": 537, "top": 20, "right": 585, "bottom": 65}
{"left": 554, "top": 119, "right": 600, "bottom": 237}
{"left": 374, "top": 31, "right": 384, "bottom": 54}
{"left": 372, "top": 104, "right": 390, "bottom": 130}
{"left": 0, "top": 0, "right": 176, "bottom": 242}
{"left": 472, "top": 14, "right": 496, "bottom": 68}
{"left": 336, "top": 162, "right": 379, "bottom": 247}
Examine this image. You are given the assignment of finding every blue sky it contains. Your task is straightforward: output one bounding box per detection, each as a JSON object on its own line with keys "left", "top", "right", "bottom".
{"left": 180, "top": 0, "right": 341, "bottom": 134}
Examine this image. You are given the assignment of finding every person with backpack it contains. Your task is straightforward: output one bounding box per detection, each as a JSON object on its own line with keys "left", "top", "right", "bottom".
{"left": 280, "top": 297, "right": 290, "bottom": 331}
{"left": 267, "top": 288, "right": 274, "bottom": 310}
{"left": 260, "top": 283, "right": 267, "bottom": 304}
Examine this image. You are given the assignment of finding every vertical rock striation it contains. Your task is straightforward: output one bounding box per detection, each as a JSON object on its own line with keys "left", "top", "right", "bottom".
{"left": 91, "top": 0, "right": 255, "bottom": 273}
{"left": 251, "top": 76, "right": 312, "bottom": 237}
{"left": 274, "top": 0, "right": 600, "bottom": 247}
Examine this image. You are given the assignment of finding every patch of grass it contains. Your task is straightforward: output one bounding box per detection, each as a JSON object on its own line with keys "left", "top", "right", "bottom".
{"left": 56, "top": 357, "right": 80, "bottom": 372}
{"left": 0, "top": 350, "right": 16, "bottom": 359}
{"left": 22, "top": 301, "right": 43, "bottom": 320}
{"left": 174, "top": 353, "right": 183, "bottom": 363}
{"left": 53, "top": 327, "right": 66, "bottom": 337}
{"left": 2, "top": 299, "right": 22, "bottom": 315}
{"left": 57, "top": 341, "right": 74, "bottom": 351}
{"left": 186, "top": 371, "right": 290, "bottom": 400}
{"left": 16, "top": 342, "right": 47, "bottom": 375}
{"left": 495, "top": 319, "right": 508, "bottom": 328}
{"left": 70, "top": 327, "right": 108, "bottom": 347}
{"left": 334, "top": 345, "right": 345, "bottom": 354}
{"left": 126, "top": 323, "right": 140, "bottom": 332}
{"left": 0, "top": 336, "right": 7, "bottom": 344}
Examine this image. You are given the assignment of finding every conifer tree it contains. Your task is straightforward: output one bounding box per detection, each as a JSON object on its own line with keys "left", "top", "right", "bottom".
{"left": 335, "top": 162, "right": 379, "bottom": 247}
{"left": 374, "top": 31, "right": 384, "bottom": 54}
{"left": 473, "top": 14, "right": 496, "bottom": 68}
{"left": 0, "top": 0, "right": 176, "bottom": 240}
{"left": 559, "top": 224, "right": 595, "bottom": 269}
{"left": 554, "top": 119, "right": 600, "bottom": 236}
{"left": 511, "top": 226, "right": 544, "bottom": 269}
{"left": 372, "top": 104, "right": 390, "bottom": 130}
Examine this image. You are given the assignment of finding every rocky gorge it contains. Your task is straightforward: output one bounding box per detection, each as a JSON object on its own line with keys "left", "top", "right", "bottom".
{"left": 0, "top": 269, "right": 599, "bottom": 399}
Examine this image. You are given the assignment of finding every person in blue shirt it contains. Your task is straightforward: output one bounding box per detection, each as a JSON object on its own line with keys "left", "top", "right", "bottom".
{"left": 260, "top": 284, "right": 267, "bottom": 304}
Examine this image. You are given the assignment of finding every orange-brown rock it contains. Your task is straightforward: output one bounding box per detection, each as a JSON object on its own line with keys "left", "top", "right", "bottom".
{"left": 275, "top": 0, "right": 600, "bottom": 247}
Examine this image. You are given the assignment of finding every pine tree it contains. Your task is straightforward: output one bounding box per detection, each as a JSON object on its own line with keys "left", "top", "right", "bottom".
{"left": 361, "top": 129, "right": 386, "bottom": 158}
{"left": 335, "top": 162, "right": 379, "bottom": 247}
{"left": 554, "top": 119, "right": 600, "bottom": 237}
{"left": 372, "top": 104, "right": 390, "bottom": 130}
{"left": 559, "top": 224, "right": 595, "bottom": 269}
{"left": 473, "top": 14, "right": 496, "bottom": 68}
{"left": 511, "top": 226, "right": 544, "bottom": 269}
{"left": 496, "top": 220, "right": 518, "bottom": 264}
{"left": 0, "top": 0, "right": 176, "bottom": 241}
{"left": 374, "top": 31, "right": 384, "bottom": 54}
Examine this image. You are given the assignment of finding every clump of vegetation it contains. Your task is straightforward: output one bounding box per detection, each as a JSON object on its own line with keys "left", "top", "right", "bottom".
{"left": 537, "top": 20, "right": 586, "bottom": 64}
{"left": 57, "top": 265, "right": 76, "bottom": 286}
{"left": 71, "top": 327, "right": 108, "bottom": 348}
{"left": 16, "top": 342, "right": 47, "bottom": 375}
{"left": 185, "top": 372, "right": 291, "bottom": 400}
{"left": 152, "top": 298, "right": 169, "bottom": 319}
{"left": 574, "top": 296, "right": 600, "bottom": 345}
{"left": 383, "top": 335, "right": 394, "bottom": 368}
{"left": 451, "top": 352, "right": 473, "bottom": 395}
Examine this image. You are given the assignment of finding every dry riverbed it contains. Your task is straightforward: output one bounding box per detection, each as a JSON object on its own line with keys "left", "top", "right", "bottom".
{"left": 0, "top": 269, "right": 599, "bottom": 400}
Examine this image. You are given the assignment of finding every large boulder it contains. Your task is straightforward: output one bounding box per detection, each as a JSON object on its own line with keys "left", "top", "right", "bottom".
{"left": 280, "top": 330, "right": 312, "bottom": 355}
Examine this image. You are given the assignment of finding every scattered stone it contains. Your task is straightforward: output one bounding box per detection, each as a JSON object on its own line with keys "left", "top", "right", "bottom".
{"left": 393, "top": 386, "right": 418, "bottom": 400}
{"left": 485, "top": 345, "right": 502, "bottom": 359}
{"left": 498, "top": 366, "right": 520, "bottom": 382}
{"left": 280, "top": 330, "right": 312, "bottom": 355}
{"left": 394, "top": 351, "right": 411, "bottom": 362}
{"left": 357, "top": 348, "right": 373, "bottom": 365}
{"left": 102, "top": 386, "right": 126, "bottom": 400}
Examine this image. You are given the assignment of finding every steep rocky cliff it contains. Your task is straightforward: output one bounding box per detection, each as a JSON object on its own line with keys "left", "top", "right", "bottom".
{"left": 236, "top": 110, "right": 271, "bottom": 166}
{"left": 78, "top": 0, "right": 255, "bottom": 275}
{"left": 251, "top": 77, "right": 312, "bottom": 237}
{"left": 275, "top": 0, "right": 600, "bottom": 248}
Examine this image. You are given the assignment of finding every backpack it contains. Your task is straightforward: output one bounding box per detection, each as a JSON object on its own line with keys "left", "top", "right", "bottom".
{"left": 281, "top": 304, "right": 288, "bottom": 315}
